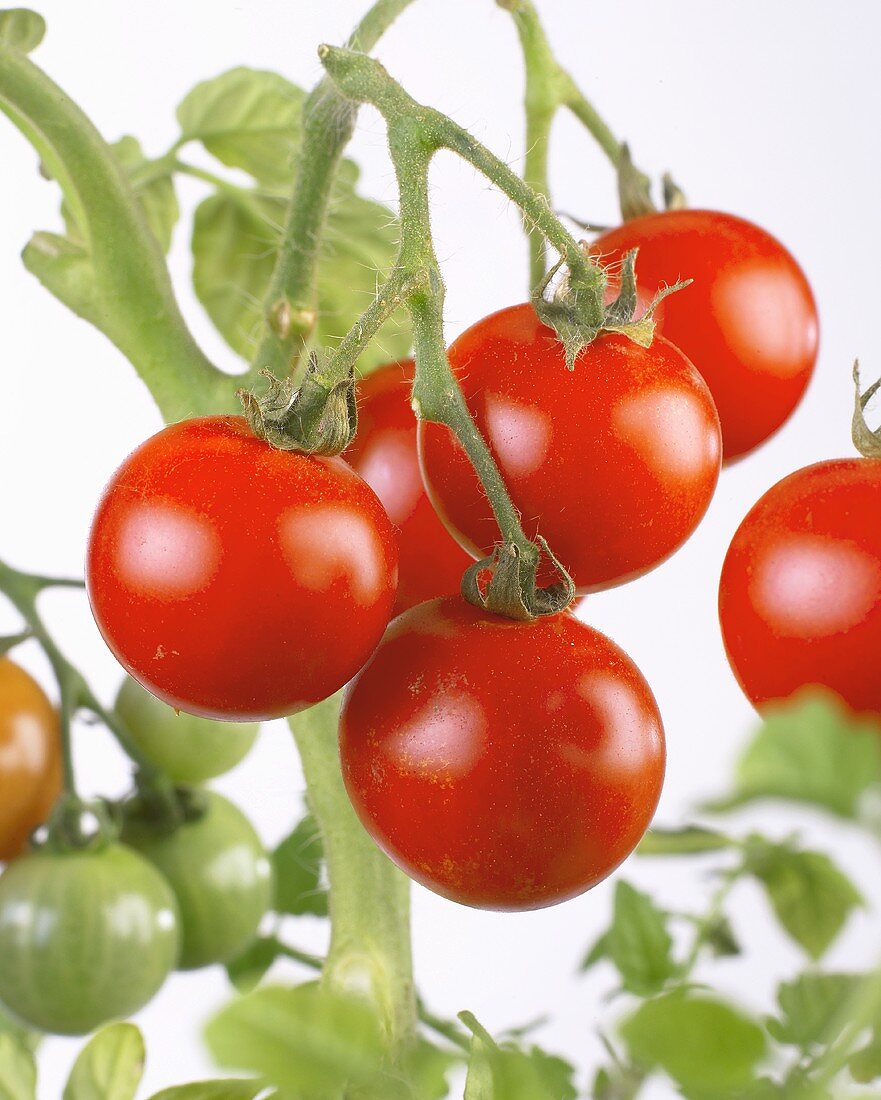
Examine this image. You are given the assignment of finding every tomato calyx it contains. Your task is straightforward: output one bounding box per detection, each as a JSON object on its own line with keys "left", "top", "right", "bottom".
{"left": 39, "top": 794, "right": 120, "bottom": 855}
{"left": 616, "top": 143, "right": 688, "bottom": 222}
{"left": 239, "top": 351, "right": 358, "bottom": 455}
{"left": 852, "top": 360, "right": 881, "bottom": 459}
{"left": 124, "top": 776, "right": 209, "bottom": 838}
{"left": 535, "top": 247, "right": 690, "bottom": 368}
{"left": 462, "top": 537, "right": 575, "bottom": 620}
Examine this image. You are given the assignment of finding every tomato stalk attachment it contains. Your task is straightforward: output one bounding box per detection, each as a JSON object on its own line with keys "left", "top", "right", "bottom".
{"left": 853, "top": 360, "right": 881, "bottom": 459}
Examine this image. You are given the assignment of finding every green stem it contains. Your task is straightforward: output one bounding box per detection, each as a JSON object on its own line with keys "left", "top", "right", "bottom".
{"left": 0, "top": 44, "right": 234, "bottom": 421}
{"left": 248, "top": 0, "right": 420, "bottom": 382}
{"left": 288, "top": 696, "right": 415, "bottom": 1052}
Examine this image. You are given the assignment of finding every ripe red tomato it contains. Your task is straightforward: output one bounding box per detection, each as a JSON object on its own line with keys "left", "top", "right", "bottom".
{"left": 0, "top": 659, "right": 61, "bottom": 861}
{"left": 593, "top": 210, "right": 819, "bottom": 461}
{"left": 346, "top": 361, "right": 472, "bottom": 614}
{"left": 719, "top": 459, "right": 881, "bottom": 715}
{"left": 87, "top": 416, "right": 398, "bottom": 722}
{"left": 339, "top": 596, "right": 665, "bottom": 910}
{"left": 418, "top": 306, "right": 721, "bottom": 595}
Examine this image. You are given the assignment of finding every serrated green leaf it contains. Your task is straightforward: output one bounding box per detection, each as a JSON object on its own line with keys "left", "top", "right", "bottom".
{"left": 711, "top": 691, "right": 881, "bottom": 818}
{"left": 594, "top": 882, "right": 679, "bottom": 996}
{"left": 177, "top": 68, "right": 305, "bottom": 185}
{"left": 767, "top": 972, "right": 860, "bottom": 1049}
{"left": 0, "top": 9, "right": 45, "bottom": 52}
{"left": 111, "top": 136, "right": 179, "bottom": 252}
{"left": 63, "top": 1024, "right": 144, "bottom": 1100}
{"left": 638, "top": 826, "right": 734, "bottom": 856}
{"left": 147, "top": 1083, "right": 268, "bottom": 1100}
{"left": 190, "top": 167, "right": 410, "bottom": 372}
{"left": 272, "top": 814, "right": 328, "bottom": 918}
{"left": 747, "top": 841, "right": 863, "bottom": 959}
{"left": 620, "top": 992, "right": 766, "bottom": 1093}
{"left": 0, "top": 1034, "right": 36, "bottom": 1100}
{"left": 205, "top": 982, "right": 383, "bottom": 1095}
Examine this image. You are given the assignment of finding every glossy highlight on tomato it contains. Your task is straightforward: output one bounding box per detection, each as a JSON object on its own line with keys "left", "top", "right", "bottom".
{"left": 419, "top": 306, "right": 721, "bottom": 594}
{"left": 87, "top": 416, "right": 398, "bottom": 721}
{"left": 340, "top": 596, "right": 665, "bottom": 910}
{"left": 720, "top": 458, "right": 881, "bottom": 716}
{"left": 346, "top": 360, "right": 473, "bottom": 613}
{"left": 0, "top": 844, "right": 179, "bottom": 1034}
{"left": 0, "top": 659, "right": 61, "bottom": 861}
{"left": 123, "top": 792, "right": 273, "bottom": 970}
{"left": 593, "top": 210, "right": 819, "bottom": 460}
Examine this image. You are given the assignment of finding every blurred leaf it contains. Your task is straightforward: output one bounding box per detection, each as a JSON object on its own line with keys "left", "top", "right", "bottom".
{"left": 111, "top": 136, "right": 179, "bottom": 252}
{"left": 620, "top": 992, "right": 765, "bottom": 1093}
{"left": 226, "top": 937, "right": 283, "bottom": 994}
{"left": 767, "top": 972, "right": 860, "bottom": 1049}
{"left": 851, "top": 1033, "right": 881, "bottom": 1084}
{"left": 177, "top": 68, "right": 305, "bottom": 185}
{"left": 205, "top": 982, "right": 383, "bottom": 1096}
{"left": 273, "top": 814, "right": 328, "bottom": 918}
{"left": 403, "top": 1040, "right": 460, "bottom": 1100}
{"left": 461, "top": 1014, "right": 576, "bottom": 1100}
{"left": 148, "top": 1084, "right": 268, "bottom": 1100}
{"left": 190, "top": 162, "right": 410, "bottom": 371}
{"left": 0, "top": 9, "right": 44, "bottom": 51}
{"left": 638, "top": 826, "right": 735, "bottom": 856}
{"left": 0, "top": 1008, "right": 38, "bottom": 1056}
{"left": 0, "top": 1034, "right": 37, "bottom": 1100}
{"left": 709, "top": 691, "right": 881, "bottom": 818}
{"left": 701, "top": 914, "right": 741, "bottom": 959}
{"left": 746, "top": 840, "right": 863, "bottom": 959}
{"left": 580, "top": 882, "right": 678, "bottom": 997}
{"left": 63, "top": 1024, "right": 144, "bottom": 1100}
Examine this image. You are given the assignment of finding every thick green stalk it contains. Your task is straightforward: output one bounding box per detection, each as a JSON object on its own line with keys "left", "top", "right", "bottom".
{"left": 0, "top": 44, "right": 232, "bottom": 422}
{"left": 288, "top": 697, "right": 415, "bottom": 1050}
{"left": 249, "top": 0, "right": 419, "bottom": 381}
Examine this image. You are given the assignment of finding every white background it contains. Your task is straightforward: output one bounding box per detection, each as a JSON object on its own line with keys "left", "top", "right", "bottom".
{"left": 1, "top": 2, "right": 880, "bottom": 1096}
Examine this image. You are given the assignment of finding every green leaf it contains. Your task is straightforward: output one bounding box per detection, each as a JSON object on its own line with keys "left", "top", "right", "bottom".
{"left": 461, "top": 1016, "right": 576, "bottom": 1100}
{"left": 272, "top": 814, "right": 328, "bottom": 918}
{"left": 404, "top": 1040, "right": 460, "bottom": 1100}
{"left": 176, "top": 68, "right": 305, "bottom": 185}
{"left": 0, "top": 1034, "right": 36, "bottom": 1100}
{"left": 638, "top": 826, "right": 734, "bottom": 856}
{"left": 581, "top": 882, "right": 678, "bottom": 996}
{"left": 851, "top": 1033, "right": 881, "bottom": 1084}
{"left": 620, "top": 992, "right": 766, "bottom": 1093}
{"left": 747, "top": 841, "right": 863, "bottom": 959}
{"left": 111, "top": 137, "right": 179, "bottom": 252}
{"left": 767, "top": 972, "right": 861, "bottom": 1049}
{"left": 0, "top": 9, "right": 45, "bottom": 52}
{"left": 710, "top": 691, "right": 881, "bottom": 818}
{"left": 190, "top": 165, "right": 410, "bottom": 372}
{"left": 147, "top": 1084, "right": 268, "bottom": 1100}
{"left": 226, "top": 937, "right": 282, "bottom": 994}
{"left": 205, "top": 982, "right": 384, "bottom": 1096}
{"left": 63, "top": 1024, "right": 145, "bottom": 1100}
{"left": 702, "top": 914, "right": 741, "bottom": 959}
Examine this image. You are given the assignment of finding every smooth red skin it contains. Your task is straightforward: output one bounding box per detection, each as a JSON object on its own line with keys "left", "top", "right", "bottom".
{"left": 719, "top": 459, "right": 881, "bottom": 715}
{"left": 593, "top": 210, "right": 819, "bottom": 461}
{"left": 418, "top": 306, "right": 722, "bottom": 595}
{"left": 87, "top": 417, "right": 398, "bottom": 722}
{"left": 340, "top": 597, "right": 665, "bottom": 910}
{"left": 346, "top": 361, "right": 473, "bottom": 614}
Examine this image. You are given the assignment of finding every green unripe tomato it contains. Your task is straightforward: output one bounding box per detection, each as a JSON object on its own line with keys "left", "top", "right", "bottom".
{"left": 123, "top": 792, "right": 273, "bottom": 970}
{"left": 0, "top": 844, "right": 179, "bottom": 1035}
{"left": 115, "top": 677, "right": 259, "bottom": 783}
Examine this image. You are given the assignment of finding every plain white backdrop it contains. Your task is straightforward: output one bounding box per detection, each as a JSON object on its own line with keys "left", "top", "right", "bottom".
{"left": 2, "top": 2, "right": 880, "bottom": 1095}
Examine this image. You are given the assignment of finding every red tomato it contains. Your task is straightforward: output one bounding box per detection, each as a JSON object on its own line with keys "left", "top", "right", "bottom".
{"left": 346, "top": 361, "right": 472, "bottom": 614}
{"left": 339, "top": 596, "right": 665, "bottom": 910}
{"left": 87, "top": 416, "right": 398, "bottom": 721}
{"left": 719, "top": 459, "right": 881, "bottom": 715}
{"left": 418, "top": 306, "right": 721, "bottom": 595}
{"left": 593, "top": 210, "right": 819, "bottom": 461}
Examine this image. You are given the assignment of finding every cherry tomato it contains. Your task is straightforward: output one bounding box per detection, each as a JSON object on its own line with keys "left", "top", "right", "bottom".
{"left": 123, "top": 792, "right": 272, "bottom": 970}
{"left": 418, "top": 308, "right": 721, "bottom": 594}
{"left": 719, "top": 459, "right": 881, "bottom": 715}
{"left": 0, "top": 844, "right": 179, "bottom": 1034}
{"left": 0, "top": 659, "right": 61, "bottom": 861}
{"left": 592, "top": 210, "right": 819, "bottom": 460}
{"left": 346, "top": 361, "right": 473, "bottom": 614}
{"left": 87, "top": 416, "right": 398, "bottom": 722}
{"left": 115, "top": 677, "right": 259, "bottom": 783}
{"left": 340, "top": 596, "right": 665, "bottom": 910}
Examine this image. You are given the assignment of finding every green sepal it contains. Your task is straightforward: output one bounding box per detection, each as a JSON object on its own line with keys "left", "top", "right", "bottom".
{"left": 617, "top": 142, "right": 656, "bottom": 222}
